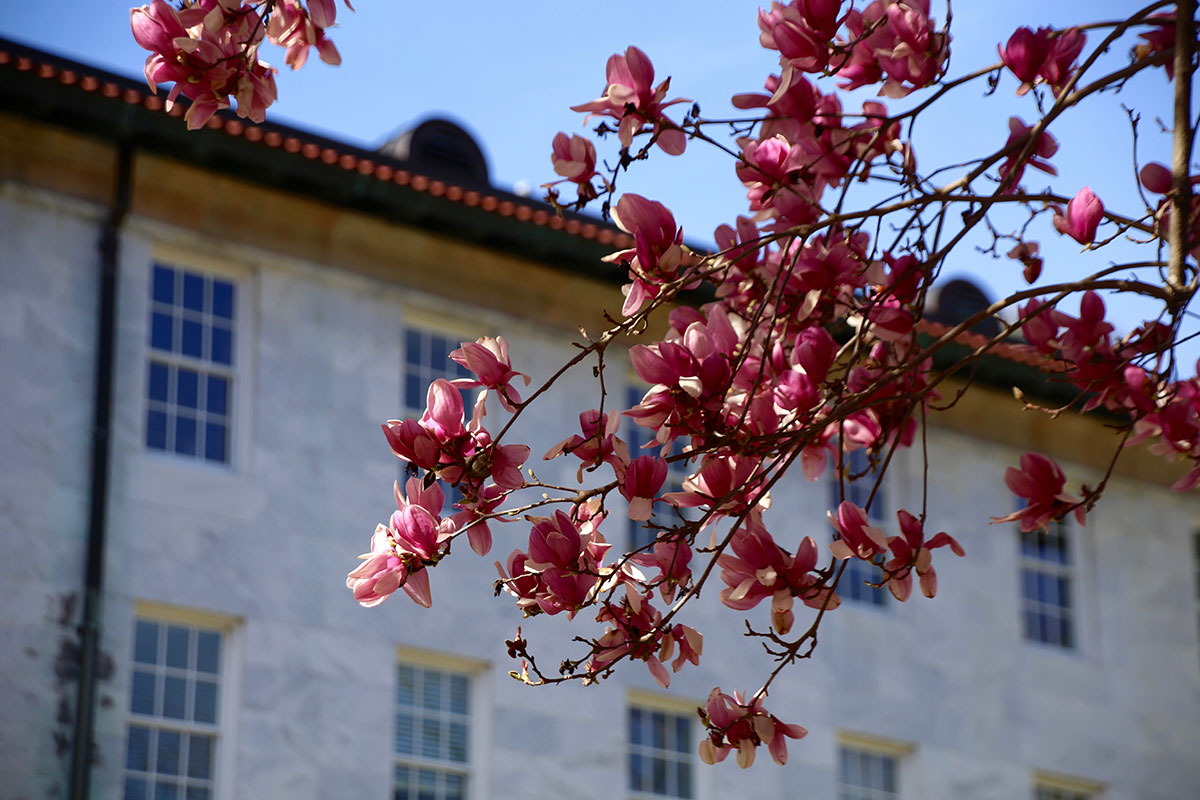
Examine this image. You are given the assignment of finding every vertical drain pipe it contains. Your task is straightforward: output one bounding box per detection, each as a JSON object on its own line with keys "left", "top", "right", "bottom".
{"left": 70, "top": 139, "right": 133, "bottom": 800}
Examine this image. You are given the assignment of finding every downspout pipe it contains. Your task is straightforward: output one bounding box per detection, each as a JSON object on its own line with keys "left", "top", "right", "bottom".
{"left": 70, "top": 139, "right": 133, "bottom": 800}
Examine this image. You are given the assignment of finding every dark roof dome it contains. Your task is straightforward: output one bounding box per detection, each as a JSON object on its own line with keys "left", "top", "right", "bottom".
{"left": 378, "top": 118, "right": 489, "bottom": 188}
{"left": 928, "top": 278, "right": 1001, "bottom": 338}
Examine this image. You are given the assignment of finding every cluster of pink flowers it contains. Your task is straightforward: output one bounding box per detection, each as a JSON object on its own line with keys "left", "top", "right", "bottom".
{"left": 130, "top": 0, "right": 346, "bottom": 129}
{"left": 758, "top": 0, "right": 949, "bottom": 98}
{"left": 333, "top": 2, "right": 1198, "bottom": 771}
{"left": 998, "top": 26, "right": 1087, "bottom": 96}
{"left": 698, "top": 688, "right": 808, "bottom": 767}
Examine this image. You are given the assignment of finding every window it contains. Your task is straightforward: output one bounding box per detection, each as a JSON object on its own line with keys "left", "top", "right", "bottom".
{"left": 838, "top": 745, "right": 899, "bottom": 800}
{"left": 403, "top": 327, "right": 473, "bottom": 419}
{"left": 394, "top": 663, "right": 471, "bottom": 800}
{"left": 1019, "top": 519, "right": 1075, "bottom": 648}
{"left": 124, "top": 616, "right": 225, "bottom": 800}
{"left": 628, "top": 705, "right": 694, "bottom": 799}
{"left": 626, "top": 385, "right": 694, "bottom": 552}
{"left": 831, "top": 448, "right": 888, "bottom": 606}
{"left": 145, "top": 264, "right": 236, "bottom": 464}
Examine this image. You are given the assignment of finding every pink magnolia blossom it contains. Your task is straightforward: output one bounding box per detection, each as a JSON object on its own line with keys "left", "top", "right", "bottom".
{"left": 883, "top": 510, "right": 964, "bottom": 600}
{"left": 1052, "top": 187, "right": 1104, "bottom": 245}
{"left": 131, "top": 0, "right": 279, "bottom": 129}
{"left": 1007, "top": 242, "right": 1043, "bottom": 284}
{"left": 449, "top": 336, "right": 530, "bottom": 413}
{"left": 991, "top": 452, "right": 1085, "bottom": 532}
{"left": 998, "top": 117, "right": 1059, "bottom": 192}
{"left": 346, "top": 524, "right": 411, "bottom": 607}
{"left": 570, "top": 46, "right": 688, "bottom": 155}
{"left": 548, "top": 133, "right": 598, "bottom": 182}
{"left": 999, "top": 26, "right": 1085, "bottom": 95}
{"left": 699, "top": 688, "right": 807, "bottom": 768}
{"left": 266, "top": 0, "right": 341, "bottom": 70}
{"left": 630, "top": 537, "right": 693, "bottom": 601}
{"left": 1140, "top": 162, "right": 1172, "bottom": 195}
{"left": 620, "top": 455, "right": 669, "bottom": 521}
{"left": 998, "top": 27, "right": 1049, "bottom": 93}
{"left": 450, "top": 483, "right": 508, "bottom": 557}
{"left": 1039, "top": 28, "right": 1086, "bottom": 93}
{"left": 828, "top": 501, "right": 888, "bottom": 561}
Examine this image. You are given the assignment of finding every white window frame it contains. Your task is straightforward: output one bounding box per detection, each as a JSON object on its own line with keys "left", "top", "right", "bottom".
{"left": 393, "top": 647, "right": 489, "bottom": 800}
{"left": 1018, "top": 517, "right": 1077, "bottom": 650}
{"left": 140, "top": 248, "right": 255, "bottom": 474}
{"left": 836, "top": 731, "right": 911, "bottom": 800}
{"left": 627, "top": 690, "right": 701, "bottom": 800}
{"left": 124, "top": 601, "right": 242, "bottom": 800}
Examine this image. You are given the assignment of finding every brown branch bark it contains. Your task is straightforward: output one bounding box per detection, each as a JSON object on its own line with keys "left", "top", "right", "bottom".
{"left": 1169, "top": 0, "right": 1196, "bottom": 292}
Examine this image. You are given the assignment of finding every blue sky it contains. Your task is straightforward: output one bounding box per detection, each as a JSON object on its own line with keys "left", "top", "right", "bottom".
{"left": 2, "top": 1, "right": 1187, "bottom": 352}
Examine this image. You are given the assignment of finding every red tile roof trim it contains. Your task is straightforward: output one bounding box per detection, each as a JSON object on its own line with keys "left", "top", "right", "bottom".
{"left": 0, "top": 45, "right": 637, "bottom": 252}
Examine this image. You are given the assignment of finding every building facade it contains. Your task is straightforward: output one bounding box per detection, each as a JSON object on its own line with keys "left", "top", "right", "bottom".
{"left": 2, "top": 39, "right": 1199, "bottom": 800}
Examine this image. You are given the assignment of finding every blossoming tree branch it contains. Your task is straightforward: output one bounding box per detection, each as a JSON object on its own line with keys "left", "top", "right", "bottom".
{"left": 132, "top": 0, "right": 1198, "bottom": 768}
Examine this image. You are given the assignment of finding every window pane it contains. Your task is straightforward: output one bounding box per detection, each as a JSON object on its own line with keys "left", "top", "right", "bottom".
{"left": 181, "top": 319, "right": 203, "bottom": 359}
{"left": 195, "top": 631, "right": 220, "bottom": 674}
{"left": 421, "top": 717, "right": 442, "bottom": 759}
{"left": 148, "top": 363, "right": 169, "bottom": 403}
{"left": 162, "top": 676, "right": 187, "bottom": 720}
{"left": 405, "top": 374, "right": 423, "bottom": 411}
{"left": 448, "top": 721, "right": 468, "bottom": 763}
{"left": 187, "top": 734, "right": 213, "bottom": 780}
{"left": 165, "top": 626, "right": 190, "bottom": 669}
{"left": 176, "top": 371, "right": 199, "bottom": 411}
{"left": 674, "top": 716, "right": 690, "bottom": 754}
{"left": 212, "top": 280, "right": 234, "bottom": 320}
{"left": 422, "top": 671, "right": 442, "bottom": 711}
{"left": 146, "top": 410, "right": 168, "bottom": 450}
{"left": 182, "top": 273, "right": 204, "bottom": 312}
{"left": 194, "top": 680, "right": 218, "bottom": 724}
{"left": 175, "top": 416, "right": 197, "bottom": 456}
{"left": 156, "top": 730, "right": 181, "bottom": 775}
{"left": 154, "top": 781, "right": 179, "bottom": 800}
{"left": 153, "top": 266, "right": 175, "bottom": 304}
{"left": 405, "top": 329, "right": 422, "bottom": 366}
{"left": 185, "top": 788, "right": 210, "bottom": 800}
{"left": 416, "top": 769, "right": 436, "bottom": 800}
{"left": 210, "top": 326, "right": 233, "bottom": 367}
{"left": 127, "top": 725, "right": 151, "bottom": 771}
{"left": 125, "top": 777, "right": 149, "bottom": 800}
{"left": 629, "top": 752, "right": 646, "bottom": 791}
{"left": 652, "top": 753, "right": 667, "bottom": 795}
{"left": 206, "top": 376, "right": 228, "bottom": 416}
{"left": 448, "top": 676, "right": 468, "bottom": 714}
{"left": 394, "top": 712, "right": 415, "bottom": 755}
{"left": 203, "top": 423, "right": 227, "bottom": 464}
{"left": 396, "top": 666, "right": 416, "bottom": 706}
{"left": 676, "top": 760, "right": 692, "bottom": 798}
{"left": 134, "top": 621, "right": 160, "bottom": 664}
{"left": 151, "top": 313, "right": 173, "bottom": 352}
{"left": 131, "top": 671, "right": 157, "bottom": 716}
{"left": 650, "top": 712, "right": 666, "bottom": 748}
{"left": 445, "top": 772, "right": 465, "bottom": 800}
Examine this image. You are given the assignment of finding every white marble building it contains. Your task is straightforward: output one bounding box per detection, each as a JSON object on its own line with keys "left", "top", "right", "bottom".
{"left": 1, "top": 38, "right": 1199, "bottom": 800}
